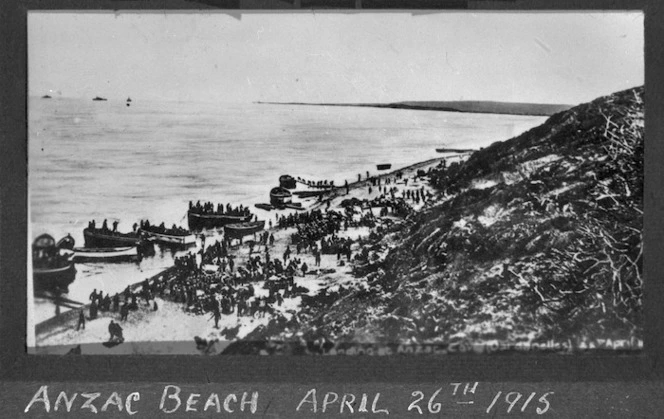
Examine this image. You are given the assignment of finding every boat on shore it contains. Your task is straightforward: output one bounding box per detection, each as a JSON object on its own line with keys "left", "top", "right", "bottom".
{"left": 255, "top": 203, "right": 274, "bottom": 211}
{"left": 224, "top": 220, "right": 266, "bottom": 239}
{"left": 292, "top": 190, "right": 330, "bottom": 198}
{"left": 73, "top": 246, "right": 139, "bottom": 263}
{"left": 377, "top": 163, "right": 392, "bottom": 170}
{"left": 284, "top": 202, "right": 305, "bottom": 210}
{"left": 270, "top": 187, "right": 293, "bottom": 207}
{"left": 187, "top": 210, "right": 253, "bottom": 231}
{"left": 83, "top": 227, "right": 142, "bottom": 248}
{"left": 32, "top": 234, "right": 77, "bottom": 292}
{"left": 279, "top": 174, "right": 297, "bottom": 189}
{"left": 56, "top": 234, "right": 75, "bottom": 250}
{"left": 141, "top": 227, "right": 196, "bottom": 246}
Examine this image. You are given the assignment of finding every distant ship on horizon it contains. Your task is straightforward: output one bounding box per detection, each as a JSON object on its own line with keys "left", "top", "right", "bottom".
{"left": 92, "top": 96, "right": 107, "bottom": 101}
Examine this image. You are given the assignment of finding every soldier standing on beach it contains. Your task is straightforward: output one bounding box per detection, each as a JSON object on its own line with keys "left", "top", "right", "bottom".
{"left": 212, "top": 303, "right": 221, "bottom": 328}
{"left": 76, "top": 309, "right": 86, "bottom": 331}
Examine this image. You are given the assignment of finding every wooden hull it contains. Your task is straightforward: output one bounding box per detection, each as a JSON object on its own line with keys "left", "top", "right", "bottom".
{"left": 279, "top": 175, "right": 297, "bottom": 189}
{"left": 284, "top": 203, "right": 305, "bottom": 211}
{"left": 73, "top": 246, "right": 139, "bottom": 262}
{"left": 143, "top": 230, "right": 196, "bottom": 245}
{"left": 83, "top": 228, "right": 140, "bottom": 248}
{"left": 187, "top": 211, "right": 252, "bottom": 231}
{"left": 224, "top": 221, "right": 265, "bottom": 239}
{"left": 377, "top": 164, "right": 392, "bottom": 170}
{"left": 292, "top": 190, "right": 329, "bottom": 198}
{"left": 270, "top": 187, "right": 292, "bottom": 206}
{"left": 33, "top": 262, "right": 76, "bottom": 291}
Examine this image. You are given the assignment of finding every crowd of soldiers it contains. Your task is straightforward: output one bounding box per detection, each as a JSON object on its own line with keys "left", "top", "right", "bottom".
{"left": 163, "top": 250, "right": 314, "bottom": 325}
{"left": 75, "top": 281, "right": 159, "bottom": 332}
{"left": 189, "top": 200, "right": 252, "bottom": 217}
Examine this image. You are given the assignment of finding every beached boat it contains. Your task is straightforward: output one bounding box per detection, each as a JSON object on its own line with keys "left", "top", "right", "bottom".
{"left": 83, "top": 227, "right": 141, "bottom": 248}
{"left": 270, "top": 187, "right": 292, "bottom": 206}
{"left": 56, "top": 234, "right": 75, "bottom": 250}
{"left": 255, "top": 203, "right": 274, "bottom": 211}
{"left": 32, "top": 234, "right": 77, "bottom": 291}
{"left": 292, "top": 190, "right": 329, "bottom": 198}
{"left": 284, "top": 202, "right": 305, "bottom": 210}
{"left": 377, "top": 163, "right": 392, "bottom": 170}
{"left": 73, "top": 246, "right": 139, "bottom": 262}
{"left": 187, "top": 210, "right": 253, "bottom": 231}
{"left": 224, "top": 220, "right": 266, "bottom": 239}
{"left": 279, "top": 174, "right": 297, "bottom": 189}
{"left": 141, "top": 228, "right": 196, "bottom": 246}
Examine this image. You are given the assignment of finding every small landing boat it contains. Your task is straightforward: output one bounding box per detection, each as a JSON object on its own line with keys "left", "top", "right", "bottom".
{"left": 279, "top": 174, "right": 297, "bottom": 189}
{"left": 255, "top": 203, "right": 274, "bottom": 211}
{"left": 376, "top": 163, "right": 392, "bottom": 170}
{"left": 284, "top": 202, "right": 305, "bottom": 210}
{"left": 270, "top": 187, "right": 292, "bottom": 206}
{"left": 83, "top": 227, "right": 141, "bottom": 248}
{"left": 141, "top": 228, "right": 196, "bottom": 246}
{"left": 73, "top": 246, "right": 139, "bottom": 263}
{"left": 224, "top": 220, "right": 266, "bottom": 239}
{"left": 32, "top": 234, "right": 77, "bottom": 292}
{"left": 292, "top": 190, "right": 329, "bottom": 198}
{"left": 187, "top": 210, "right": 253, "bottom": 231}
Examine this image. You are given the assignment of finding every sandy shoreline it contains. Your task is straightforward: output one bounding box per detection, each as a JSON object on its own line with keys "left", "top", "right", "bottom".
{"left": 32, "top": 155, "right": 458, "bottom": 354}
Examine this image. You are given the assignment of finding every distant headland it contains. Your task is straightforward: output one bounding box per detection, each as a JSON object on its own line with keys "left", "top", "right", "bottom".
{"left": 256, "top": 100, "right": 573, "bottom": 117}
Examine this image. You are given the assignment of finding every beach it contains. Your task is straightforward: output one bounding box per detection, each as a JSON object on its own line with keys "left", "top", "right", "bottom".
{"left": 33, "top": 156, "right": 452, "bottom": 354}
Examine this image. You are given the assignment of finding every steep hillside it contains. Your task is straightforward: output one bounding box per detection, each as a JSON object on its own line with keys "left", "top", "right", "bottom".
{"left": 233, "top": 87, "right": 643, "bottom": 353}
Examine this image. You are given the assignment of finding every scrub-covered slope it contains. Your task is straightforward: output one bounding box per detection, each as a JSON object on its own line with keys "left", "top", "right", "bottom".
{"left": 312, "top": 86, "right": 642, "bottom": 345}
{"left": 227, "top": 86, "right": 643, "bottom": 353}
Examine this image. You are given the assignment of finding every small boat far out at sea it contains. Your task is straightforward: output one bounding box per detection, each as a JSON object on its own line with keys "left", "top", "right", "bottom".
{"left": 376, "top": 163, "right": 392, "bottom": 170}
{"left": 92, "top": 96, "right": 108, "bottom": 101}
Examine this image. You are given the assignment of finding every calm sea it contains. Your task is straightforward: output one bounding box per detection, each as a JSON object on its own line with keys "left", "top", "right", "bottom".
{"left": 28, "top": 96, "right": 546, "bottom": 323}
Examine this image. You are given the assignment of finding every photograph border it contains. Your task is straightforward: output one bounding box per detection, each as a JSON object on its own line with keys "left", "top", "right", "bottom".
{"left": 1, "top": 0, "right": 663, "bottom": 386}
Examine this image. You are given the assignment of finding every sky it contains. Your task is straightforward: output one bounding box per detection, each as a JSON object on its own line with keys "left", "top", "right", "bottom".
{"left": 28, "top": 11, "right": 644, "bottom": 105}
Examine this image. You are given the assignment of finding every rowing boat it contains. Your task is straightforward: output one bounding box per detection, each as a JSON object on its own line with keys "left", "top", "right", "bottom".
{"left": 33, "top": 234, "right": 77, "bottom": 291}
{"left": 187, "top": 210, "right": 252, "bottom": 230}
{"left": 292, "top": 190, "right": 330, "bottom": 198}
{"left": 376, "top": 163, "right": 392, "bottom": 170}
{"left": 270, "top": 187, "right": 292, "bottom": 206}
{"left": 224, "top": 220, "right": 266, "bottom": 239}
{"left": 83, "top": 227, "right": 141, "bottom": 248}
{"left": 73, "top": 246, "right": 139, "bottom": 262}
{"left": 141, "top": 229, "right": 196, "bottom": 246}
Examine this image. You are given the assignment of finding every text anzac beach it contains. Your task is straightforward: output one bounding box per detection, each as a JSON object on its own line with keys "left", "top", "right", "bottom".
{"left": 23, "top": 385, "right": 393, "bottom": 415}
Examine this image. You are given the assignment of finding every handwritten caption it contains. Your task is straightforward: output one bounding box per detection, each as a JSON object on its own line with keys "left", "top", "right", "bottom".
{"left": 24, "top": 383, "right": 553, "bottom": 415}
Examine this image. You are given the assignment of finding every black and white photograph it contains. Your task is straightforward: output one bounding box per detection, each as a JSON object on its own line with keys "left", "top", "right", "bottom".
{"left": 27, "top": 11, "right": 644, "bottom": 355}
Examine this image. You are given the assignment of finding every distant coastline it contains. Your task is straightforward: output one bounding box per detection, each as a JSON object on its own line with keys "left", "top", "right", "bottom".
{"left": 256, "top": 100, "right": 573, "bottom": 117}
